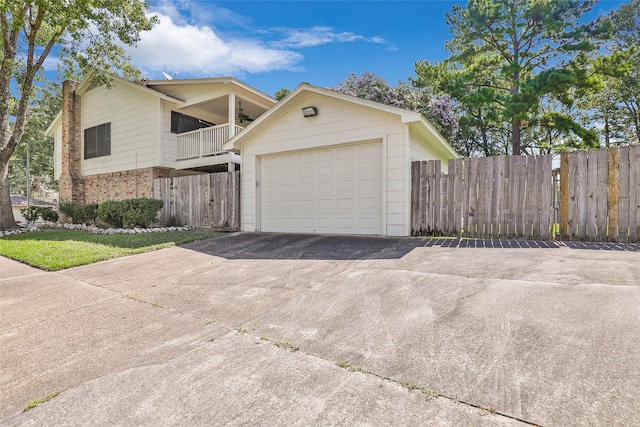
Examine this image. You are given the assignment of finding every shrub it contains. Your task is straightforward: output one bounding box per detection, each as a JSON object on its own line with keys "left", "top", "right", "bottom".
{"left": 20, "top": 206, "right": 40, "bottom": 223}
{"left": 73, "top": 204, "right": 98, "bottom": 224}
{"left": 58, "top": 200, "right": 75, "bottom": 218}
{"left": 122, "top": 198, "right": 163, "bottom": 228}
{"left": 97, "top": 200, "right": 124, "bottom": 228}
{"left": 19, "top": 206, "right": 59, "bottom": 223}
{"left": 121, "top": 198, "right": 163, "bottom": 228}
{"left": 57, "top": 201, "right": 97, "bottom": 224}
{"left": 39, "top": 207, "right": 59, "bottom": 222}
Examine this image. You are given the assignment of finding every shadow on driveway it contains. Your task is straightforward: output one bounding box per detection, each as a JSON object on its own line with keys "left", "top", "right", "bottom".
{"left": 184, "top": 232, "right": 639, "bottom": 261}
{"left": 183, "top": 232, "right": 422, "bottom": 260}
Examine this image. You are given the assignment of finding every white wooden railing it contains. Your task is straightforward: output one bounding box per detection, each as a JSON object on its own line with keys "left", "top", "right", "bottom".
{"left": 177, "top": 124, "right": 244, "bottom": 160}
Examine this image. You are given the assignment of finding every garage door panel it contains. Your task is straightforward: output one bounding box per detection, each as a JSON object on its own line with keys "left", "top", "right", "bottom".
{"left": 359, "top": 159, "right": 380, "bottom": 174}
{"left": 358, "top": 178, "right": 378, "bottom": 191}
{"left": 317, "top": 181, "right": 333, "bottom": 194}
{"left": 317, "top": 165, "right": 333, "bottom": 178}
{"left": 260, "top": 141, "right": 382, "bottom": 235}
{"left": 298, "top": 199, "right": 313, "bottom": 211}
{"left": 337, "top": 180, "right": 354, "bottom": 192}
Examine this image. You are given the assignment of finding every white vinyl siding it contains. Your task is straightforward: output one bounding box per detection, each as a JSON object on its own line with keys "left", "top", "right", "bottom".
{"left": 160, "top": 100, "right": 179, "bottom": 168}
{"left": 80, "top": 84, "right": 159, "bottom": 176}
{"left": 409, "top": 126, "right": 453, "bottom": 173}
{"left": 54, "top": 125, "right": 62, "bottom": 180}
{"left": 240, "top": 93, "right": 411, "bottom": 236}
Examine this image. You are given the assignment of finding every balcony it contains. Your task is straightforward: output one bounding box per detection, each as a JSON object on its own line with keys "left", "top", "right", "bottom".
{"left": 175, "top": 123, "right": 243, "bottom": 171}
{"left": 177, "top": 123, "right": 244, "bottom": 160}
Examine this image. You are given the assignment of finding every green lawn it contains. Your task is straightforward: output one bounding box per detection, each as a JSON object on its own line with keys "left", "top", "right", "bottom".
{"left": 0, "top": 230, "right": 221, "bottom": 271}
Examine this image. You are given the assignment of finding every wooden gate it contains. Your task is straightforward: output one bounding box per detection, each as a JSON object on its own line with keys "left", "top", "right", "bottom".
{"left": 153, "top": 171, "right": 240, "bottom": 231}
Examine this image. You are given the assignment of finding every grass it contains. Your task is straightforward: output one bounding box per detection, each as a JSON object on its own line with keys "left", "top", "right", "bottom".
{"left": 0, "top": 229, "right": 220, "bottom": 271}
{"left": 24, "top": 392, "right": 60, "bottom": 411}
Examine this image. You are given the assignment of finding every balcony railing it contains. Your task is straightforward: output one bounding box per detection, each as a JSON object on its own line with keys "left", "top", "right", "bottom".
{"left": 177, "top": 123, "right": 244, "bottom": 161}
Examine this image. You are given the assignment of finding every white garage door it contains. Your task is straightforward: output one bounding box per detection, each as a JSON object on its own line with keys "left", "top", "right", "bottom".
{"left": 260, "top": 141, "right": 383, "bottom": 234}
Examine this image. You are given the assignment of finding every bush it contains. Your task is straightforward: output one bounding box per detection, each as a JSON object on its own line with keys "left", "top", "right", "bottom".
{"left": 20, "top": 206, "right": 59, "bottom": 223}
{"left": 73, "top": 204, "right": 98, "bottom": 224}
{"left": 97, "top": 200, "right": 124, "bottom": 228}
{"left": 20, "top": 206, "right": 40, "bottom": 223}
{"left": 39, "top": 208, "right": 59, "bottom": 222}
{"left": 58, "top": 200, "right": 75, "bottom": 218}
{"left": 57, "top": 200, "right": 98, "bottom": 224}
{"left": 121, "top": 198, "right": 164, "bottom": 228}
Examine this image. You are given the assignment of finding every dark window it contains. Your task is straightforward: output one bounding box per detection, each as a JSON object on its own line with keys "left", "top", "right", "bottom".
{"left": 84, "top": 123, "right": 111, "bottom": 159}
{"left": 171, "top": 111, "right": 214, "bottom": 134}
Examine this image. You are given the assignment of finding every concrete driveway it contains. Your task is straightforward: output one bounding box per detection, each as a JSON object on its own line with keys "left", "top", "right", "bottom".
{"left": 1, "top": 233, "right": 638, "bottom": 426}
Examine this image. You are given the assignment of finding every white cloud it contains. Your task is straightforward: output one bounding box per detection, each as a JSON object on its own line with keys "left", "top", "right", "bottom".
{"left": 274, "top": 26, "right": 388, "bottom": 49}
{"left": 127, "top": 7, "right": 392, "bottom": 79}
{"left": 128, "top": 13, "right": 302, "bottom": 77}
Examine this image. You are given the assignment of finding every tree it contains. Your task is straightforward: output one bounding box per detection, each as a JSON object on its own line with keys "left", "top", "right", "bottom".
{"left": 274, "top": 88, "right": 291, "bottom": 101}
{"left": 606, "top": 0, "right": 640, "bottom": 144}
{"left": 1, "top": 1, "right": 157, "bottom": 230}
{"left": 416, "top": 0, "right": 611, "bottom": 155}
{"left": 330, "top": 72, "right": 459, "bottom": 143}
{"left": 8, "top": 81, "right": 60, "bottom": 197}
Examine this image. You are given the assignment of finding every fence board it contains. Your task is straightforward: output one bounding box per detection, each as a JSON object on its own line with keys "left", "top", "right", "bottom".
{"left": 595, "top": 149, "right": 608, "bottom": 240}
{"left": 560, "top": 153, "right": 569, "bottom": 239}
{"left": 540, "top": 154, "right": 552, "bottom": 240}
{"left": 629, "top": 145, "right": 640, "bottom": 242}
{"left": 618, "top": 146, "right": 630, "bottom": 242}
{"left": 608, "top": 148, "right": 619, "bottom": 241}
{"left": 586, "top": 150, "right": 598, "bottom": 240}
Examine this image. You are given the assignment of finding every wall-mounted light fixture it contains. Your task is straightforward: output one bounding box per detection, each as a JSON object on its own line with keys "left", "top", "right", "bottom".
{"left": 302, "top": 106, "right": 318, "bottom": 117}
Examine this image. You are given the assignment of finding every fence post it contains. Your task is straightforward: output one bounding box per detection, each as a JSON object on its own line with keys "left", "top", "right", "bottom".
{"left": 559, "top": 152, "right": 569, "bottom": 240}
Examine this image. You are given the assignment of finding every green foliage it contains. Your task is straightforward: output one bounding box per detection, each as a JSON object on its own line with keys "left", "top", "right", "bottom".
{"left": 120, "top": 198, "right": 164, "bottom": 228}
{"left": 1, "top": 0, "right": 158, "bottom": 231}
{"left": 24, "top": 392, "right": 60, "bottom": 411}
{"left": 58, "top": 201, "right": 98, "bottom": 225}
{"left": 274, "top": 88, "right": 291, "bottom": 101}
{"left": 20, "top": 206, "right": 59, "bottom": 223}
{"left": 39, "top": 208, "right": 58, "bottom": 223}
{"left": 97, "top": 198, "right": 163, "bottom": 228}
{"left": 8, "top": 82, "right": 61, "bottom": 196}
{"left": 20, "top": 206, "right": 40, "bottom": 223}
{"left": 97, "top": 200, "right": 124, "bottom": 228}
{"left": 416, "top": 0, "right": 613, "bottom": 155}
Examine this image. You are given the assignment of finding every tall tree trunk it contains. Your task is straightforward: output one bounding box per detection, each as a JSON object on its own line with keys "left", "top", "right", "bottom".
{"left": 512, "top": 119, "right": 521, "bottom": 155}
{"left": 0, "top": 154, "right": 17, "bottom": 230}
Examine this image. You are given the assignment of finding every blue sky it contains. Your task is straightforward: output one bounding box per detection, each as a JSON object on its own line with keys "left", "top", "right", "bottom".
{"left": 95, "top": 0, "right": 627, "bottom": 97}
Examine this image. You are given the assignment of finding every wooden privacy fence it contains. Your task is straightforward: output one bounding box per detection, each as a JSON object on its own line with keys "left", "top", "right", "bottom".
{"left": 412, "top": 145, "right": 640, "bottom": 242}
{"left": 560, "top": 145, "right": 640, "bottom": 242}
{"left": 411, "top": 155, "right": 553, "bottom": 240}
{"left": 153, "top": 171, "right": 240, "bottom": 231}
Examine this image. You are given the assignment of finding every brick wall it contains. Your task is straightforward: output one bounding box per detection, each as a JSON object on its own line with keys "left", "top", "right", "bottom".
{"left": 83, "top": 167, "right": 172, "bottom": 204}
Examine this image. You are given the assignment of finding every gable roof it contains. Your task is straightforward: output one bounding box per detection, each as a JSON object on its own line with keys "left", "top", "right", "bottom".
{"left": 45, "top": 73, "right": 186, "bottom": 137}
{"left": 222, "top": 83, "right": 458, "bottom": 158}
{"left": 46, "top": 74, "right": 277, "bottom": 137}
{"left": 146, "top": 77, "right": 276, "bottom": 106}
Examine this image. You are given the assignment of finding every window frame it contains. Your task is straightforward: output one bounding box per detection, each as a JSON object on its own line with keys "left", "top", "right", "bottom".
{"left": 84, "top": 122, "right": 111, "bottom": 160}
